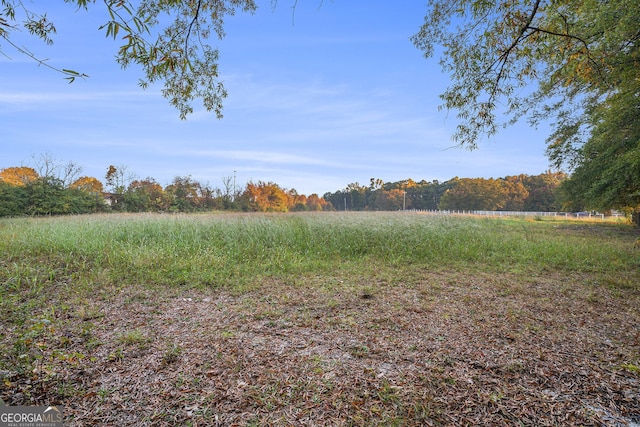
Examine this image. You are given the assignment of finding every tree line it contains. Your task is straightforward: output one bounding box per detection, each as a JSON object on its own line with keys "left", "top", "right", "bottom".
{"left": 0, "top": 160, "right": 633, "bottom": 221}
{"left": 0, "top": 161, "right": 331, "bottom": 217}
{"left": 323, "top": 172, "right": 569, "bottom": 213}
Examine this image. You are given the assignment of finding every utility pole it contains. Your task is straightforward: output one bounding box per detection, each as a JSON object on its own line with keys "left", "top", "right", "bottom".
{"left": 233, "top": 170, "right": 236, "bottom": 201}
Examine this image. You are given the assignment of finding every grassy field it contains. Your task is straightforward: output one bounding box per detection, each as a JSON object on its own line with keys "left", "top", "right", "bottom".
{"left": 0, "top": 212, "right": 639, "bottom": 426}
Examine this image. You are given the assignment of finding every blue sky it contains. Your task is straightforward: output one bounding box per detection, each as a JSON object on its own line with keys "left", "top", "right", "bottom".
{"left": 1, "top": 1, "right": 553, "bottom": 196}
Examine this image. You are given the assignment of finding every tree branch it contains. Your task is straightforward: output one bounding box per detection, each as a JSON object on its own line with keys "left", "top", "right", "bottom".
{"left": 526, "top": 25, "right": 592, "bottom": 52}
{"left": 0, "top": 34, "right": 88, "bottom": 81}
{"left": 185, "top": 0, "right": 202, "bottom": 55}
{"left": 481, "top": 1, "right": 541, "bottom": 101}
{"left": 526, "top": 25, "right": 610, "bottom": 88}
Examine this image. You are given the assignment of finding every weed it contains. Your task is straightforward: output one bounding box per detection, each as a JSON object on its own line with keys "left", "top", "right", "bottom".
{"left": 586, "top": 292, "right": 600, "bottom": 304}
{"left": 621, "top": 363, "right": 640, "bottom": 375}
{"left": 117, "top": 329, "right": 149, "bottom": 347}
{"left": 348, "top": 344, "right": 370, "bottom": 358}
{"left": 377, "top": 380, "right": 401, "bottom": 404}
{"left": 97, "top": 387, "right": 117, "bottom": 403}
{"left": 161, "top": 342, "right": 182, "bottom": 366}
{"left": 220, "top": 330, "right": 235, "bottom": 339}
{"left": 107, "top": 348, "right": 124, "bottom": 362}
{"left": 489, "top": 391, "right": 505, "bottom": 403}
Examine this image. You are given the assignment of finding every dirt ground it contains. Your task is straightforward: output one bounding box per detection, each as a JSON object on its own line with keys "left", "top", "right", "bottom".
{"left": 2, "top": 270, "right": 639, "bottom": 426}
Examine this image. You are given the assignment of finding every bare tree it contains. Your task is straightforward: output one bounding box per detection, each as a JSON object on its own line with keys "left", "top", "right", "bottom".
{"left": 32, "top": 152, "right": 83, "bottom": 187}
{"left": 105, "top": 164, "right": 135, "bottom": 194}
{"left": 61, "top": 161, "right": 83, "bottom": 188}
{"left": 32, "top": 152, "right": 58, "bottom": 179}
{"left": 221, "top": 175, "right": 234, "bottom": 203}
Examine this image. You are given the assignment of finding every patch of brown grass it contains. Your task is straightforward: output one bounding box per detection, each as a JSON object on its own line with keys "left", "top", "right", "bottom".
{"left": 2, "top": 270, "right": 639, "bottom": 426}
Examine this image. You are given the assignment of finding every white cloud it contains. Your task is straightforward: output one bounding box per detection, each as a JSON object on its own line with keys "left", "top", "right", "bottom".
{"left": 185, "top": 149, "right": 351, "bottom": 169}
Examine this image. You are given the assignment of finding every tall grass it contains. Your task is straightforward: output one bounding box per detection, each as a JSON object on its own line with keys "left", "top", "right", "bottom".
{"left": 1, "top": 212, "right": 638, "bottom": 292}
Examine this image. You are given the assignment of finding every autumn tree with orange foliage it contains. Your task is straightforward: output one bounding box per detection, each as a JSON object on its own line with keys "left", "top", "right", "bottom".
{"left": 0, "top": 169, "right": 106, "bottom": 216}
{"left": 373, "top": 189, "right": 406, "bottom": 211}
{"left": 439, "top": 178, "right": 529, "bottom": 211}
{"left": 71, "top": 176, "right": 104, "bottom": 194}
{"left": 0, "top": 167, "right": 39, "bottom": 186}
{"left": 240, "top": 181, "right": 290, "bottom": 212}
{"left": 305, "top": 194, "right": 331, "bottom": 212}
{"left": 287, "top": 189, "right": 307, "bottom": 211}
{"left": 125, "top": 178, "right": 170, "bottom": 212}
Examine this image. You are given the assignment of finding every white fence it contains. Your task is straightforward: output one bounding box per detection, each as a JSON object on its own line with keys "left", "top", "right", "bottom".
{"left": 408, "top": 210, "right": 625, "bottom": 220}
